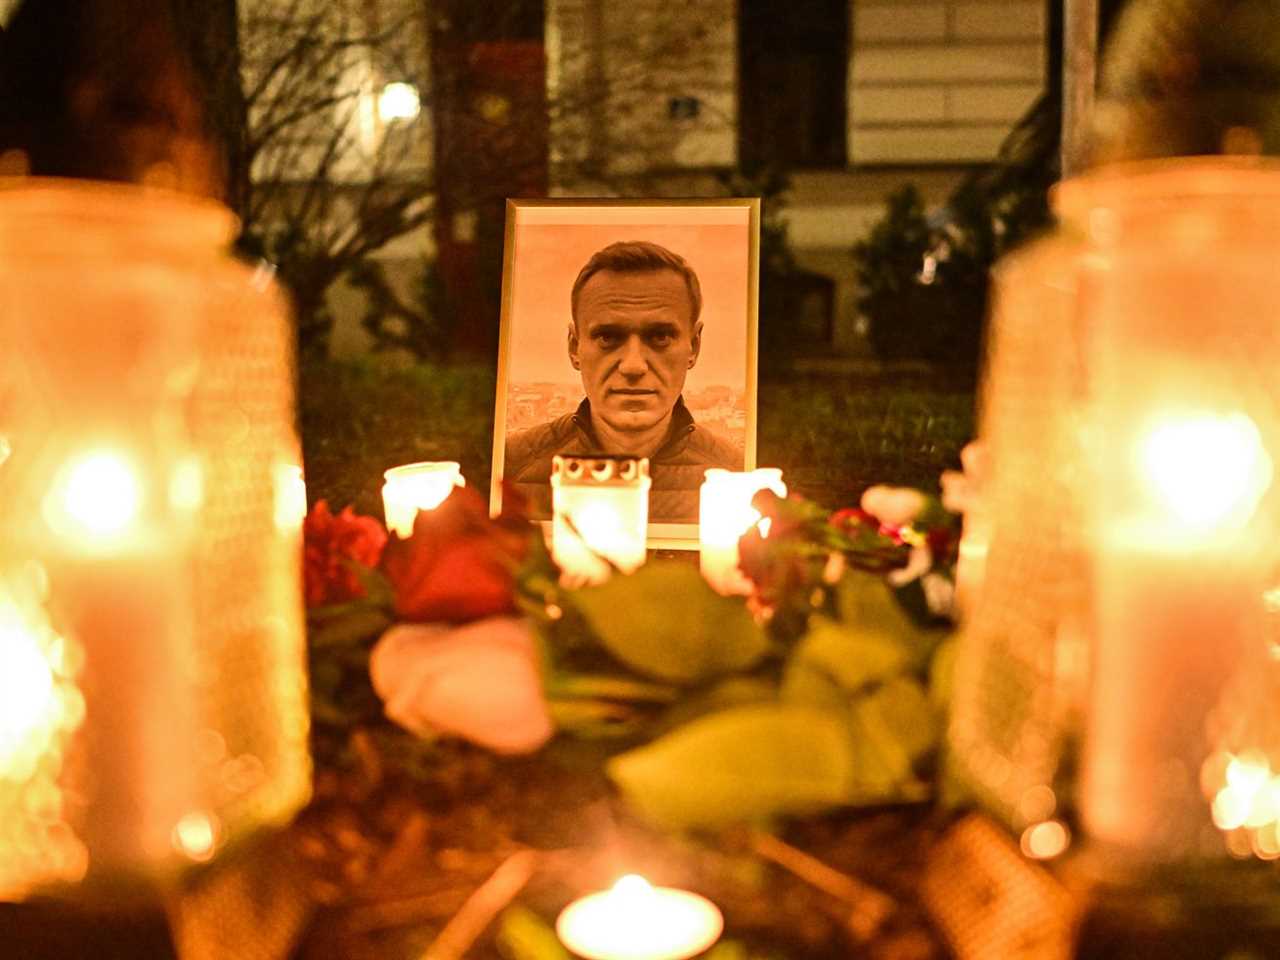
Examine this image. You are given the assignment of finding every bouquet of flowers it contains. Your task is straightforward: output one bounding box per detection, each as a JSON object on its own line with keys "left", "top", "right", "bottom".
{"left": 304, "top": 479, "right": 962, "bottom": 832}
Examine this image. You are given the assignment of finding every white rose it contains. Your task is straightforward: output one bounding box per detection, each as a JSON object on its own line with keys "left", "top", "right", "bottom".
{"left": 860, "top": 484, "right": 926, "bottom": 527}
{"left": 370, "top": 617, "right": 553, "bottom": 755}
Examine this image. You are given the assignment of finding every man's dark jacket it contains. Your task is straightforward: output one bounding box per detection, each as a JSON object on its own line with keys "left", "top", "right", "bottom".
{"left": 503, "top": 397, "right": 742, "bottom": 522}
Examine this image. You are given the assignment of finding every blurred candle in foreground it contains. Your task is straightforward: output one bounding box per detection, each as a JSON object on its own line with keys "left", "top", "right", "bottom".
{"left": 0, "top": 180, "right": 311, "bottom": 898}
{"left": 382, "top": 461, "right": 465, "bottom": 537}
{"left": 551, "top": 456, "right": 649, "bottom": 586}
{"left": 556, "top": 874, "right": 723, "bottom": 960}
{"left": 699, "top": 468, "right": 786, "bottom": 595}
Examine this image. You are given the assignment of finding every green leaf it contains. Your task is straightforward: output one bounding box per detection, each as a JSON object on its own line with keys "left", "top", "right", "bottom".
{"left": 548, "top": 699, "right": 648, "bottom": 739}
{"left": 569, "top": 561, "right": 768, "bottom": 685}
{"left": 607, "top": 704, "right": 855, "bottom": 829}
{"left": 847, "top": 677, "right": 939, "bottom": 789}
{"left": 308, "top": 607, "right": 393, "bottom": 649}
{"left": 929, "top": 638, "right": 958, "bottom": 712}
{"left": 703, "top": 942, "right": 750, "bottom": 960}
{"left": 656, "top": 676, "right": 778, "bottom": 734}
{"left": 782, "top": 617, "right": 909, "bottom": 709}
{"left": 496, "top": 905, "right": 571, "bottom": 960}
{"left": 547, "top": 674, "right": 680, "bottom": 704}
{"left": 346, "top": 562, "right": 394, "bottom": 607}
{"left": 833, "top": 574, "right": 946, "bottom": 669}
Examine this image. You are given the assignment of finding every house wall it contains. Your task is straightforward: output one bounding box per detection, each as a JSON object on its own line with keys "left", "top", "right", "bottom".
{"left": 546, "top": 0, "right": 736, "bottom": 187}
{"left": 542, "top": 0, "right": 1048, "bottom": 356}
{"left": 849, "top": 0, "right": 1047, "bottom": 164}
{"left": 249, "top": 0, "right": 1051, "bottom": 361}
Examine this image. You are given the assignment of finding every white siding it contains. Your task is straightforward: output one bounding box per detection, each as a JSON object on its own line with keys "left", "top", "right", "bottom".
{"left": 849, "top": 0, "right": 1047, "bottom": 165}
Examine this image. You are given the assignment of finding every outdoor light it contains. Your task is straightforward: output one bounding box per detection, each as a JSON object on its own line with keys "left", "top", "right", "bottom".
{"left": 550, "top": 456, "right": 650, "bottom": 585}
{"left": 699, "top": 468, "right": 786, "bottom": 595}
{"left": 378, "top": 81, "right": 421, "bottom": 123}
{"left": 0, "top": 180, "right": 310, "bottom": 898}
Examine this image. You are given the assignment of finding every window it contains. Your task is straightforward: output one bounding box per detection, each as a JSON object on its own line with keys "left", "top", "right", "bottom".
{"left": 738, "top": 0, "right": 849, "bottom": 169}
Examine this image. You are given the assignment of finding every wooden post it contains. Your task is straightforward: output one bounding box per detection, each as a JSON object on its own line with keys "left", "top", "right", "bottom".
{"left": 1061, "top": 0, "right": 1099, "bottom": 177}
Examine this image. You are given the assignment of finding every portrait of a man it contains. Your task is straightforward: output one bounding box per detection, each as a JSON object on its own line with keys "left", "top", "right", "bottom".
{"left": 492, "top": 199, "right": 759, "bottom": 537}
{"left": 504, "top": 240, "right": 742, "bottom": 522}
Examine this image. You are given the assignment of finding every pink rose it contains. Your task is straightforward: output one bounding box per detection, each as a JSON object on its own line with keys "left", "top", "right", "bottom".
{"left": 369, "top": 617, "right": 553, "bottom": 755}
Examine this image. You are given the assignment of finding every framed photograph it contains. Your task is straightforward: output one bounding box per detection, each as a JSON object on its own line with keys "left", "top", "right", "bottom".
{"left": 490, "top": 198, "right": 760, "bottom": 547}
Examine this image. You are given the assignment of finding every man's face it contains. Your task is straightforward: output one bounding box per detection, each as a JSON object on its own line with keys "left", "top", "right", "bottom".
{"left": 569, "top": 268, "right": 702, "bottom": 434}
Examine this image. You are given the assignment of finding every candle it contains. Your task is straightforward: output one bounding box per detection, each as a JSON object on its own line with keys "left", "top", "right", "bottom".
{"left": 556, "top": 874, "right": 723, "bottom": 960}
{"left": 0, "top": 179, "right": 312, "bottom": 898}
{"left": 698, "top": 468, "right": 786, "bottom": 595}
{"left": 382, "top": 461, "right": 465, "bottom": 537}
{"left": 1080, "top": 409, "right": 1275, "bottom": 859}
{"left": 38, "top": 444, "right": 205, "bottom": 876}
{"left": 551, "top": 456, "right": 650, "bottom": 585}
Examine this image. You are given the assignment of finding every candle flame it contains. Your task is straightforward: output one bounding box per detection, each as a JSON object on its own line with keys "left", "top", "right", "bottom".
{"left": 172, "top": 810, "right": 220, "bottom": 862}
{"left": 557, "top": 873, "right": 723, "bottom": 960}
{"left": 1205, "top": 750, "right": 1280, "bottom": 856}
{"left": 0, "top": 577, "right": 88, "bottom": 897}
{"left": 575, "top": 502, "right": 628, "bottom": 546}
{"left": 613, "top": 873, "right": 654, "bottom": 900}
{"left": 1137, "top": 412, "right": 1271, "bottom": 533}
{"left": 0, "top": 614, "right": 56, "bottom": 775}
{"left": 46, "top": 448, "right": 143, "bottom": 542}
{"left": 274, "top": 463, "right": 307, "bottom": 531}
{"left": 1019, "top": 820, "right": 1070, "bottom": 860}
{"left": 700, "top": 470, "right": 786, "bottom": 547}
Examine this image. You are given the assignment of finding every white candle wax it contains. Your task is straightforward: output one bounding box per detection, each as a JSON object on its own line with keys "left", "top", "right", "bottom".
{"left": 382, "top": 461, "right": 465, "bottom": 537}
{"left": 698, "top": 469, "right": 786, "bottom": 595}
{"left": 556, "top": 874, "right": 723, "bottom": 960}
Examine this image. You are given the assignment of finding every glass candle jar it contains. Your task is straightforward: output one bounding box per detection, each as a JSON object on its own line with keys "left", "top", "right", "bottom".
{"left": 550, "top": 456, "right": 651, "bottom": 586}
{"left": 951, "top": 158, "right": 1280, "bottom": 871}
{"left": 0, "top": 180, "right": 310, "bottom": 898}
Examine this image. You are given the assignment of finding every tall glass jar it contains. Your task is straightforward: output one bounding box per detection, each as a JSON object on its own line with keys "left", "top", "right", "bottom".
{"left": 953, "top": 156, "right": 1280, "bottom": 880}
{"left": 0, "top": 180, "right": 310, "bottom": 899}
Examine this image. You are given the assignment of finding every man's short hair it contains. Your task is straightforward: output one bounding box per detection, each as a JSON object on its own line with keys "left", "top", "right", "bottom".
{"left": 570, "top": 240, "right": 702, "bottom": 329}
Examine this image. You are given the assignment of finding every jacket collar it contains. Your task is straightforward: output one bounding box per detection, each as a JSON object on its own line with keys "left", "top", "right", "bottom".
{"left": 571, "top": 396, "right": 696, "bottom": 457}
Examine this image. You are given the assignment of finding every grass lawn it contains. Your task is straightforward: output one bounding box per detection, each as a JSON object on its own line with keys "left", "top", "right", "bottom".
{"left": 299, "top": 358, "right": 976, "bottom": 517}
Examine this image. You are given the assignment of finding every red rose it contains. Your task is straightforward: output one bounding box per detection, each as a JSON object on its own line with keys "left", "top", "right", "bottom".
{"left": 380, "top": 485, "right": 530, "bottom": 624}
{"left": 303, "top": 500, "right": 389, "bottom": 607}
{"left": 829, "top": 506, "right": 873, "bottom": 526}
